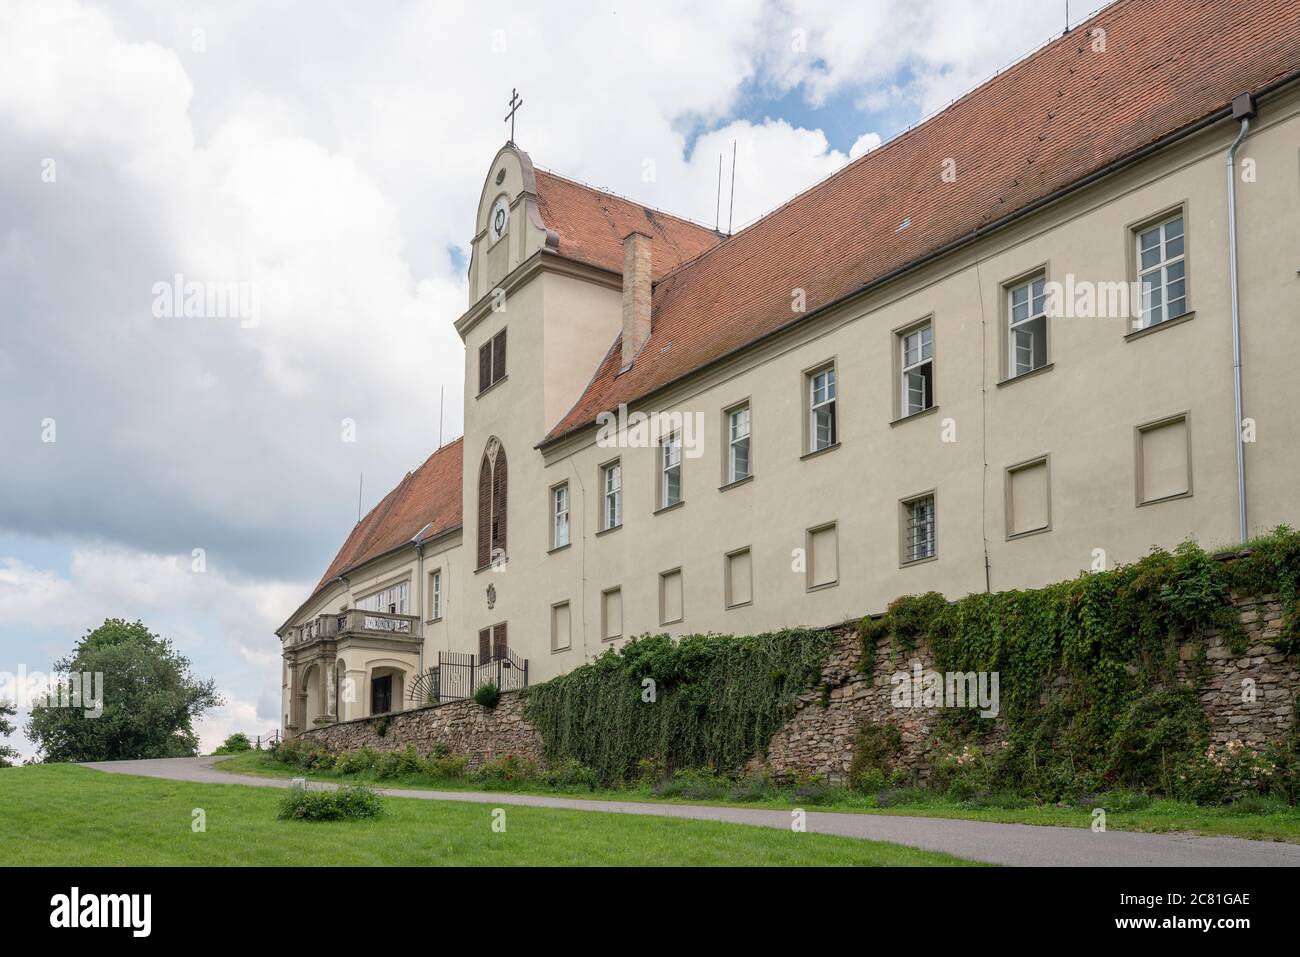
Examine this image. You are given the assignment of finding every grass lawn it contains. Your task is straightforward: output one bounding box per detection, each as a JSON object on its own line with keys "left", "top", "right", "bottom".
{"left": 0, "top": 764, "right": 978, "bottom": 866}
{"left": 214, "top": 751, "right": 1300, "bottom": 844}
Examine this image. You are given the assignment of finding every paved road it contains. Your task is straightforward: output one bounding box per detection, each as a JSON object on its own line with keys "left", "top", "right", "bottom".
{"left": 82, "top": 756, "right": 1300, "bottom": 867}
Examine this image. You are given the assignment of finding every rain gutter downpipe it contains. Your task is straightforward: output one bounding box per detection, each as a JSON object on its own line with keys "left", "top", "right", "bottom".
{"left": 1227, "top": 92, "right": 1256, "bottom": 545}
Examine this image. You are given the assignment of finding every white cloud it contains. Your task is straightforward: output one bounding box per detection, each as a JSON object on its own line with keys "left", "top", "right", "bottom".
{"left": 0, "top": 0, "right": 1112, "bottom": 761}
{"left": 849, "top": 131, "right": 882, "bottom": 159}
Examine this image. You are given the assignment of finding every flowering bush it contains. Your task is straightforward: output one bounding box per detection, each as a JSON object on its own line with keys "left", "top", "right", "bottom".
{"left": 1175, "top": 740, "right": 1276, "bottom": 805}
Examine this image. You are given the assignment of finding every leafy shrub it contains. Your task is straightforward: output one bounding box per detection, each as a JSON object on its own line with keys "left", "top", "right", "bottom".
{"left": 1223, "top": 794, "right": 1291, "bottom": 816}
{"left": 474, "top": 682, "right": 501, "bottom": 709}
{"left": 334, "top": 749, "right": 376, "bottom": 775}
{"left": 278, "top": 783, "right": 383, "bottom": 821}
{"left": 425, "top": 753, "right": 469, "bottom": 779}
{"left": 871, "top": 786, "right": 930, "bottom": 808}
{"left": 1174, "top": 740, "right": 1277, "bottom": 805}
{"left": 961, "top": 790, "right": 1031, "bottom": 810}
{"left": 848, "top": 721, "right": 904, "bottom": 793}
{"left": 213, "top": 732, "right": 252, "bottom": 755}
{"left": 930, "top": 745, "right": 992, "bottom": 801}
{"left": 651, "top": 768, "right": 731, "bottom": 801}
{"left": 396, "top": 745, "right": 425, "bottom": 777}
{"left": 727, "top": 774, "right": 782, "bottom": 803}
{"left": 541, "top": 758, "right": 601, "bottom": 791}
{"left": 792, "top": 777, "right": 840, "bottom": 805}
{"left": 374, "top": 717, "right": 389, "bottom": 738}
{"left": 473, "top": 753, "right": 539, "bottom": 783}
{"left": 373, "top": 752, "right": 401, "bottom": 779}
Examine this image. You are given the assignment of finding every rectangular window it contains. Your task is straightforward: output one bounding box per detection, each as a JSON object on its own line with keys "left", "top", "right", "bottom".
{"left": 478, "top": 328, "right": 507, "bottom": 393}
{"left": 901, "top": 494, "right": 936, "bottom": 564}
{"left": 725, "top": 548, "right": 752, "bottom": 608}
{"left": 1006, "top": 458, "right": 1050, "bottom": 538}
{"left": 807, "top": 366, "right": 837, "bottom": 452}
{"left": 900, "top": 323, "right": 934, "bottom": 417}
{"left": 659, "top": 568, "right": 683, "bottom": 625}
{"left": 428, "top": 569, "right": 442, "bottom": 621}
{"left": 1007, "top": 276, "right": 1048, "bottom": 377}
{"left": 356, "top": 581, "right": 408, "bottom": 614}
{"left": 660, "top": 431, "right": 682, "bottom": 508}
{"left": 550, "top": 601, "right": 571, "bottom": 652}
{"left": 602, "top": 461, "right": 622, "bottom": 530}
{"left": 1136, "top": 214, "right": 1186, "bottom": 330}
{"left": 807, "top": 523, "right": 838, "bottom": 590}
{"left": 1137, "top": 414, "right": 1192, "bottom": 504}
{"left": 601, "top": 587, "right": 622, "bottom": 641}
{"left": 551, "top": 483, "right": 570, "bottom": 548}
{"left": 727, "top": 404, "right": 751, "bottom": 483}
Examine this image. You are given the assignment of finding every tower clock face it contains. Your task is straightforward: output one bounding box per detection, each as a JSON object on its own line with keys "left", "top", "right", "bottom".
{"left": 489, "top": 197, "right": 510, "bottom": 242}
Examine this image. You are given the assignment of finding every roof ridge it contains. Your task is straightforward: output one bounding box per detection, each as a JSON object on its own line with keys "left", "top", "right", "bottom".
{"left": 532, "top": 166, "right": 724, "bottom": 237}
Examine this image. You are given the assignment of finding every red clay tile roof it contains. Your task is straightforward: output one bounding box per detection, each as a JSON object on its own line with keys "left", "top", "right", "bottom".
{"left": 533, "top": 168, "right": 723, "bottom": 279}
{"left": 314, "top": 437, "right": 463, "bottom": 592}
{"left": 544, "top": 0, "right": 1300, "bottom": 444}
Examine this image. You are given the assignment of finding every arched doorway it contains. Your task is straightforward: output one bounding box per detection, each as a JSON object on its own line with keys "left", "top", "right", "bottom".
{"left": 302, "top": 663, "right": 320, "bottom": 728}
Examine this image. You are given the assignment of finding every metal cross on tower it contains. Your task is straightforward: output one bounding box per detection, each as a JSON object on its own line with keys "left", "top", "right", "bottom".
{"left": 504, "top": 88, "right": 523, "bottom": 144}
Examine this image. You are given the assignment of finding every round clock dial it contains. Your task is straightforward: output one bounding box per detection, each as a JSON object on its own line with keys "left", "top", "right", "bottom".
{"left": 489, "top": 197, "right": 510, "bottom": 242}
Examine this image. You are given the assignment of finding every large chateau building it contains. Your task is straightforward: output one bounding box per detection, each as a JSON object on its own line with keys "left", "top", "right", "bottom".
{"left": 279, "top": 0, "right": 1300, "bottom": 735}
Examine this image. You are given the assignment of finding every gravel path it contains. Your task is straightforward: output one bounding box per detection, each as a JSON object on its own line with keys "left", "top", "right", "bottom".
{"left": 82, "top": 756, "right": 1300, "bottom": 867}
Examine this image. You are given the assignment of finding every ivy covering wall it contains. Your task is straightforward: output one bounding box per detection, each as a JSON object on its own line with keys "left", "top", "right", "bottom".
{"left": 523, "top": 529, "right": 1300, "bottom": 797}
{"left": 523, "top": 629, "right": 834, "bottom": 785}
{"left": 858, "top": 527, "right": 1300, "bottom": 799}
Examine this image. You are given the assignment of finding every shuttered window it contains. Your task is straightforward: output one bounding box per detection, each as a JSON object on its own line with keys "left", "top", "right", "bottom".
{"left": 476, "top": 444, "right": 508, "bottom": 569}
{"left": 478, "top": 329, "right": 507, "bottom": 393}
{"left": 477, "top": 623, "right": 508, "bottom": 662}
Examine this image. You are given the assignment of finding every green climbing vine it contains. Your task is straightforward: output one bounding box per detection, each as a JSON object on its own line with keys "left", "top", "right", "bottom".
{"left": 855, "top": 527, "right": 1300, "bottom": 800}
{"left": 523, "top": 628, "right": 834, "bottom": 785}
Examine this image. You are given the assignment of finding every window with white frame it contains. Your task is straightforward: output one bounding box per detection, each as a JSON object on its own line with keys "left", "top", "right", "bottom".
{"left": 551, "top": 483, "right": 569, "bottom": 548}
{"left": 808, "top": 366, "right": 836, "bottom": 452}
{"left": 900, "top": 323, "right": 934, "bottom": 416}
{"left": 902, "top": 494, "right": 936, "bottom": 564}
{"left": 660, "top": 430, "right": 682, "bottom": 507}
{"left": 1007, "top": 276, "right": 1048, "bottom": 376}
{"left": 727, "top": 404, "right": 751, "bottom": 483}
{"left": 428, "top": 569, "right": 442, "bottom": 621}
{"left": 602, "top": 461, "right": 622, "bottom": 530}
{"left": 356, "top": 581, "right": 408, "bottom": 614}
{"left": 1136, "top": 214, "right": 1186, "bottom": 329}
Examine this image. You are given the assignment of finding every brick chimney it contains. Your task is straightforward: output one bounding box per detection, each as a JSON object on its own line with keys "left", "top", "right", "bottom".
{"left": 621, "top": 231, "right": 653, "bottom": 368}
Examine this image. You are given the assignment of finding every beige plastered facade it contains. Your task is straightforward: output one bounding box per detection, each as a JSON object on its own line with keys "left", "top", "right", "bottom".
{"left": 281, "top": 85, "right": 1300, "bottom": 736}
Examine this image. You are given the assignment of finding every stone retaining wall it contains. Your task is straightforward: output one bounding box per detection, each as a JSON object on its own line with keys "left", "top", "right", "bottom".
{"left": 299, "top": 593, "right": 1296, "bottom": 784}
{"left": 299, "top": 690, "right": 542, "bottom": 767}
{"left": 750, "top": 593, "right": 1297, "bottom": 784}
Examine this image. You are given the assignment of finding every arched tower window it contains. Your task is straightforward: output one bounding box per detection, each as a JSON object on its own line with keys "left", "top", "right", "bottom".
{"left": 477, "top": 438, "right": 507, "bottom": 568}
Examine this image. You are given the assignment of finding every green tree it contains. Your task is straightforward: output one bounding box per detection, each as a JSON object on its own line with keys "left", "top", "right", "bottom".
{"left": 0, "top": 700, "right": 19, "bottom": 767}
{"left": 25, "top": 618, "right": 221, "bottom": 763}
